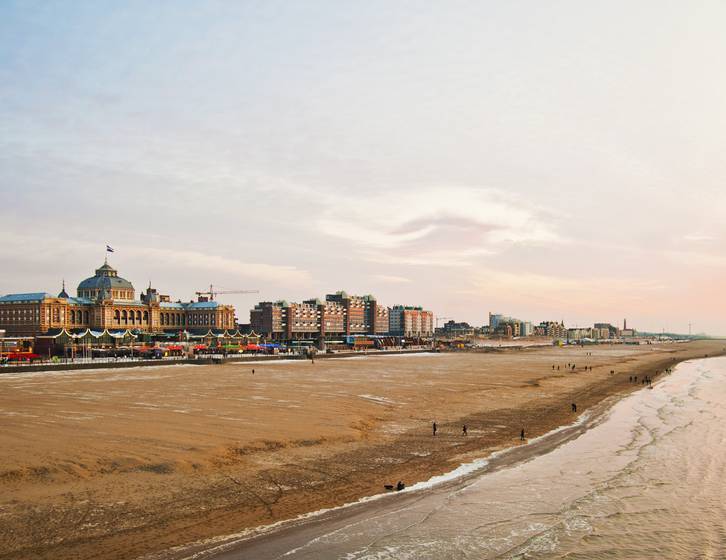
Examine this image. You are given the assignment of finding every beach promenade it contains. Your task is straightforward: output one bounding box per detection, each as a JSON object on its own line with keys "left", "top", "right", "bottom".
{"left": 0, "top": 341, "right": 722, "bottom": 560}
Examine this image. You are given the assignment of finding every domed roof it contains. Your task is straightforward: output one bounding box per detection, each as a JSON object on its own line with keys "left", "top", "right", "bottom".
{"left": 77, "top": 261, "right": 134, "bottom": 292}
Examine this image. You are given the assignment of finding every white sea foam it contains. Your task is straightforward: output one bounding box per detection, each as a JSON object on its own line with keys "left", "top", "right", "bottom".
{"left": 165, "top": 407, "right": 594, "bottom": 560}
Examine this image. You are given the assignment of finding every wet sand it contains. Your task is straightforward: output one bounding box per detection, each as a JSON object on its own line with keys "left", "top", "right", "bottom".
{"left": 0, "top": 341, "right": 722, "bottom": 559}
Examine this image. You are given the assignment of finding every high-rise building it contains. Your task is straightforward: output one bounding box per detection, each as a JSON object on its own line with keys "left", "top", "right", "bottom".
{"left": 249, "top": 292, "right": 412, "bottom": 341}
{"left": 389, "top": 305, "right": 433, "bottom": 337}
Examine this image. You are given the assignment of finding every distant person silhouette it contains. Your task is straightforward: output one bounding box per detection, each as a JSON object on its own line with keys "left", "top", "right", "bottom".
{"left": 432, "top": 422, "right": 437, "bottom": 436}
{"left": 462, "top": 425, "right": 468, "bottom": 436}
{"left": 520, "top": 428, "right": 525, "bottom": 441}
{"left": 572, "top": 403, "right": 577, "bottom": 412}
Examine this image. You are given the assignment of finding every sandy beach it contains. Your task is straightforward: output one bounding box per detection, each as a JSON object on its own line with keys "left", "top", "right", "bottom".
{"left": 0, "top": 341, "right": 723, "bottom": 560}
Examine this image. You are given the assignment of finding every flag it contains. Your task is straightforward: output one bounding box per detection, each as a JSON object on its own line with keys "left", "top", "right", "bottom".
{"left": 106, "top": 245, "right": 114, "bottom": 253}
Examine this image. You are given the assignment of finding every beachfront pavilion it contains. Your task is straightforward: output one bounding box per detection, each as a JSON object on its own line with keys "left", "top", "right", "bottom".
{"left": 32, "top": 327, "right": 263, "bottom": 357}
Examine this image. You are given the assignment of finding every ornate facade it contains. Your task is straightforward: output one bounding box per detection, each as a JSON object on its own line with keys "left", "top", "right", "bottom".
{"left": 0, "top": 260, "right": 236, "bottom": 336}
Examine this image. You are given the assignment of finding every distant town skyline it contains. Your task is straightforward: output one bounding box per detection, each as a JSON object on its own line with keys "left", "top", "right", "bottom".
{"left": 1, "top": 2, "right": 725, "bottom": 335}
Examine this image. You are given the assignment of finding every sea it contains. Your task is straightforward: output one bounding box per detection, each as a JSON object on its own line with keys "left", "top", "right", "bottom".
{"left": 223, "top": 356, "right": 726, "bottom": 559}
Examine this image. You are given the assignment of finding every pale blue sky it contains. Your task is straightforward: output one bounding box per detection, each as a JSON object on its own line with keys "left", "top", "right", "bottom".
{"left": 2, "top": 1, "right": 725, "bottom": 333}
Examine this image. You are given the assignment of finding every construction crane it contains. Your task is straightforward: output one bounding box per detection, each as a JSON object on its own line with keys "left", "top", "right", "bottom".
{"left": 433, "top": 317, "right": 453, "bottom": 347}
{"left": 195, "top": 285, "right": 259, "bottom": 301}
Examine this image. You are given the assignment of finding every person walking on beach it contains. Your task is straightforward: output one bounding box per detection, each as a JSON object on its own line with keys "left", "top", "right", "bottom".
{"left": 432, "top": 421, "right": 437, "bottom": 436}
{"left": 520, "top": 428, "right": 525, "bottom": 441}
{"left": 252, "top": 368, "right": 255, "bottom": 375}
{"left": 462, "top": 424, "right": 468, "bottom": 436}
{"left": 572, "top": 403, "right": 577, "bottom": 412}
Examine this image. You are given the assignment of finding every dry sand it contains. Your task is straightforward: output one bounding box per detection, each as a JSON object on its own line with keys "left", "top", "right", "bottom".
{"left": 0, "top": 341, "right": 723, "bottom": 559}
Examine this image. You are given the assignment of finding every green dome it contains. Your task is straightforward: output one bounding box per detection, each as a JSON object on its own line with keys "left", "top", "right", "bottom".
{"left": 77, "top": 261, "right": 134, "bottom": 299}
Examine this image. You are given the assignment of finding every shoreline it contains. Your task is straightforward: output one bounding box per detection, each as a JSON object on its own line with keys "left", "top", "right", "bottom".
{"left": 1, "top": 341, "right": 724, "bottom": 560}
{"left": 160, "top": 358, "right": 683, "bottom": 560}
{"left": 155, "top": 342, "right": 725, "bottom": 560}
{"left": 154, "top": 406, "right": 601, "bottom": 560}
{"left": 206, "top": 355, "right": 723, "bottom": 560}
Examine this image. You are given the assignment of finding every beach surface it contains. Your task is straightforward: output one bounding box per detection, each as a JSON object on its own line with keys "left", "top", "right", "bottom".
{"left": 216, "top": 355, "right": 726, "bottom": 560}
{"left": 0, "top": 341, "right": 722, "bottom": 559}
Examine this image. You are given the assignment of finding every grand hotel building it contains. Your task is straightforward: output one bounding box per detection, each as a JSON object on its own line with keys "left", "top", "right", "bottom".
{"left": 0, "top": 260, "right": 236, "bottom": 336}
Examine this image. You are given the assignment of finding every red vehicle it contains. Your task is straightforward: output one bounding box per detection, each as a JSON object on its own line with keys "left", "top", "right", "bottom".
{"left": 4, "top": 352, "right": 41, "bottom": 363}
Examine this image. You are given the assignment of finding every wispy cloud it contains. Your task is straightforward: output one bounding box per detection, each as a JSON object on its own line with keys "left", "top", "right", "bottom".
{"left": 124, "top": 246, "right": 312, "bottom": 285}
{"left": 460, "top": 268, "right": 667, "bottom": 310}
{"left": 0, "top": 232, "right": 311, "bottom": 288}
{"left": 315, "top": 186, "right": 560, "bottom": 266}
{"left": 371, "top": 274, "right": 411, "bottom": 284}
{"left": 683, "top": 233, "right": 715, "bottom": 242}
{"left": 664, "top": 250, "right": 726, "bottom": 268}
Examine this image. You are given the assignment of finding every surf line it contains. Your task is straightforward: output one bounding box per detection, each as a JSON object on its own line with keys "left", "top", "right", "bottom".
{"left": 168, "top": 411, "right": 595, "bottom": 560}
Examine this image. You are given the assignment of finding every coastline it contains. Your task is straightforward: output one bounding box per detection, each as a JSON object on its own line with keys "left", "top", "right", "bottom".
{"left": 155, "top": 362, "right": 667, "bottom": 560}
{"left": 153, "top": 406, "right": 601, "bottom": 560}
{"left": 0, "top": 341, "right": 723, "bottom": 560}
{"left": 204, "top": 355, "right": 726, "bottom": 560}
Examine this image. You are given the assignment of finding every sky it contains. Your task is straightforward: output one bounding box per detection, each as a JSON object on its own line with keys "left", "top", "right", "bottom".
{"left": 1, "top": 1, "right": 725, "bottom": 335}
